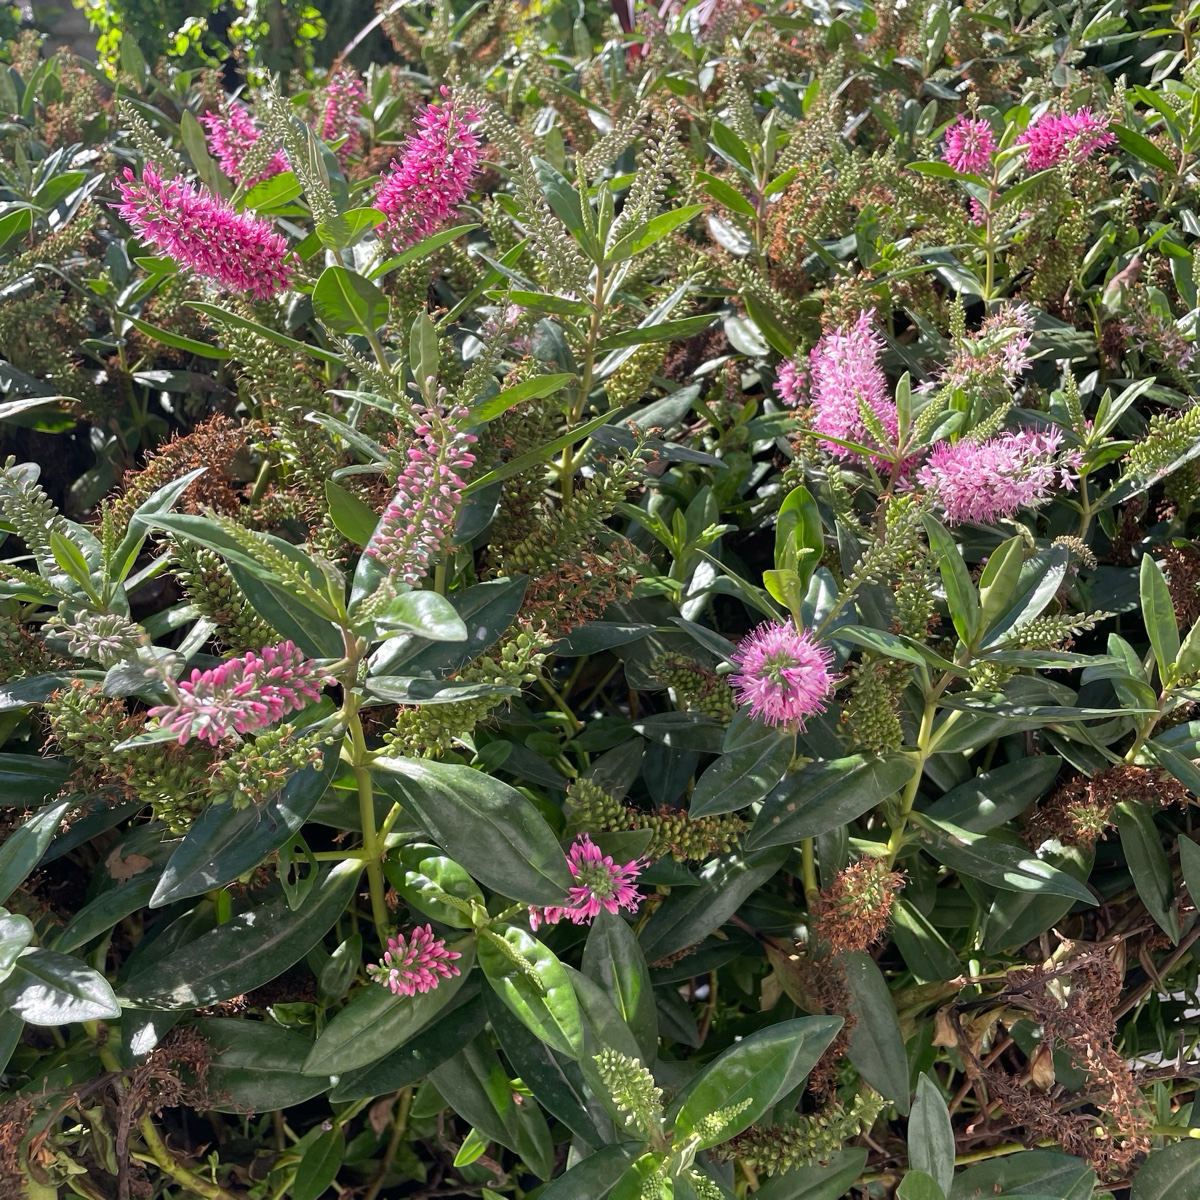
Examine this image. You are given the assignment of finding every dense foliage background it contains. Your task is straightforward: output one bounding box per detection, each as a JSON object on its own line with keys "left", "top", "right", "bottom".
{"left": 5, "top": 0, "right": 1200, "bottom": 1197}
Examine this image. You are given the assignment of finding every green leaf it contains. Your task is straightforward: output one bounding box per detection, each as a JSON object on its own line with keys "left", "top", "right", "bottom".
{"left": 911, "top": 814, "right": 1097, "bottom": 904}
{"left": 910, "top": 1074, "right": 955, "bottom": 1195}
{"left": 891, "top": 899, "right": 961, "bottom": 983}
{"left": 410, "top": 309, "right": 440, "bottom": 389}
{"left": 0, "top": 797, "right": 72, "bottom": 908}
{"left": 532, "top": 157, "right": 588, "bottom": 241}
{"left": 369, "top": 224, "right": 480, "bottom": 279}
{"left": 290, "top": 1126, "right": 343, "bottom": 1200}
{"left": 752, "top": 1150, "right": 869, "bottom": 1200}
{"left": 775, "top": 485, "right": 824, "bottom": 596}
{"left": 119, "top": 860, "right": 361, "bottom": 1010}
{"left": 454, "top": 1127, "right": 490, "bottom": 1168}
{"left": 0, "top": 754, "right": 72, "bottom": 805}
{"left": 198, "top": 1018, "right": 332, "bottom": 1112}
{"left": 844, "top": 950, "right": 910, "bottom": 1114}
{"left": 316, "top": 205, "right": 385, "bottom": 249}
{"left": 978, "top": 536, "right": 1027, "bottom": 632}
{"left": 923, "top": 757, "right": 1062, "bottom": 832}
{"left": 923, "top": 515, "right": 980, "bottom": 647}
{"left": 312, "top": 265, "right": 389, "bottom": 335}
{"left": 123, "top": 315, "right": 230, "bottom": 359}
{"left": 670, "top": 1016, "right": 843, "bottom": 1148}
{"left": 0, "top": 947, "right": 119, "bottom": 1025}
{"left": 150, "top": 746, "right": 338, "bottom": 907}
{"left": 385, "top": 844, "right": 485, "bottom": 929}
{"left": 638, "top": 846, "right": 789, "bottom": 963}
{"left": 370, "top": 591, "right": 468, "bottom": 642}
{"left": 896, "top": 1171, "right": 946, "bottom": 1200}
{"left": 1112, "top": 123, "right": 1178, "bottom": 174}
{"left": 688, "top": 724, "right": 792, "bottom": 818}
{"left": 304, "top": 940, "right": 476, "bottom": 1075}
{"left": 187, "top": 301, "right": 343, "bottom": 365}
{"left": 596, "top": 315, "right": 714, "bottom": 352}
{"left": 478, "top": 924, "right": 584, "bottom": 1059}
{"left": 0, "top": 206, "right": 32, "bottom": 252}
{"left": 1180, "top": 835, "right": 1200, "bottom": 910}
{"left": 583, "top": 909, "right": 657, "bottom": 1062}
{"left": 1141, "top": 554, "right": 1180, "bottom": 683}
{"left": 1115, "top": 800, "right": 1179, "bottom": 942}
{"left": 226, "top": 560, "right": 343, "bottom": 658}
{"left": 950, "top": 1150, "right": 1094, "bottom": 1200}
{"left": 0, "top": 911, "right": 34, "bottom": 976}
{"left": 324, "top": 479, "right": 379, "bottom": 546}
{"left": 746, "top": 754, "right": 914, "bottom": 850}
{"left": 503, "top": 289, "right": 594, "bottom": 317}
{"left": 1131, "top": 1140, "right": 1200, "bottom": 1200}
{"left": 538, "top": 1145, "right": 642, "bottom": 1200}
{"left": 111, "top": 468, "right": 207, "bottom": 584}
{"left": 984, "top": 843, "right": 1093, "bottom": 953}
{"left": 470, "top": 372, "right": 575, "bottom": 423}
{"left": 606, "top": 203, "right": 707, "bottom": 261}
{"left": 696, "top": 173, "right": 756, "bottom": 217}
{"left": 373, "top": 757, "right": 572, "bottom": 904}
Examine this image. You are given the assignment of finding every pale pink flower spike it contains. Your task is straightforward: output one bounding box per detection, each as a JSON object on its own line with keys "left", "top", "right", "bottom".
{"left": 148, "top": 640, "right": 325, "bottom": 746}
{"left": 367, "top": 925, "right": 461, "bottom": 997}
{"left": 730, "top": 620, "right": 836, "bottom": 730}
{"left": 529, "top": 835, "right": 643, "bottom": 930}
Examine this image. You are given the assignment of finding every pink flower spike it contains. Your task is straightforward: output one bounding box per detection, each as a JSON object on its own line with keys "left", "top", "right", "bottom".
{"left": 916, "top": 427, "right": 1079, "bottom": 526}
{"left": 943, "top": 115, "right": 995, "bottom": 175}
{"left": 1018, "top": 108, "right": 1115, "bottom": 171}
{"left": 201, "top": 104, "right": 288, "bottom": 187}
{"left": 367, "top": 925, "right": 461, "bottom": 997}
{"left": 321, "top": 66, "right": 366, "bottom": 164}
{"left": 775, "top": 358, "right": 808, "bottom": 408}
{"left": 730, "top": 620, "right": 836, "bottom": 730}
{"left": 528, "top": 835, "right": 643, "bottom": 930}
{"left": 807, "top": 309, "right": 899, "bottom": 465}
{"left": 366, "top": 405, "right": 476, "bottom": 587}
{"left": 374, "top": 88, "right": 484, "bottom": 252}
{"left": 113, "top": 166, "right": 296, "bottom": 299}
{"left": 147, "top": 640, "right": 325, "bottom": 746}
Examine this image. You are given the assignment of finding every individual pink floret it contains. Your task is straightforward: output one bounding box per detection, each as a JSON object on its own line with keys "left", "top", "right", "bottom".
{"left": 114, "top": 166, "right": 296, "bottom": 299}
{"left": 729, "top": 619, "right": 836, "bottom": 730}
{"left": 367, "top": 925, "right": 462, "bottom": 996}
{"left": 529, "top": 835, "right": 643, "bottom": 930}
{"left": 147, "top": 640, "right": 325, "bottom": 746}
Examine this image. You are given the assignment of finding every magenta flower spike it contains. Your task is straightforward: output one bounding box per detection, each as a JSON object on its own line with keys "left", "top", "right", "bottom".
{"left": 730, "top": 620, "right": 836, "bottom": 730}
{"left": 114, "top": 166, "right": 297, "bottom": 299}
{"left": 774, "top": 358, "right": 808, "bottom": 408}
{"left": 529, "top": 835, "right": 643, "bottom": 930}
{"left": 147, "top": 640, "right": 325, "bottom": 746}
{"left": 367, "top": 925, "right": 462, "bottom": 997}
{"left": 1018, "top": 108, "right": 1115, "bottom": 171}
{"left": 917, "top": 428, "right": 1080, "bottom": 526}
{"left": 201, "top": 104, "right": 289, "bottom": 187}
{"left": 807, "top": 310, "right": 899, "bottom": 464}
{"left": 321, "top": 66, "right": 366, "bottom": 164}
{"left": 943, "top": 115, "right": 996, "bottom": 175}
{"left": 374, "top": 88, "right": 484, "bottom": 251}
{"left": 366, "top": 406, "right": 477, "bottom": 587}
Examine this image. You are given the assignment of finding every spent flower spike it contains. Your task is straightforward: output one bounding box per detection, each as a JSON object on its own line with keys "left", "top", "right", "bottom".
{"left": 114, "top": 166, "right": 296, "bottom": 299}
{"left": 528, "top": 835, "right": 643, "bottom": 929}
{"left": 366, "top": 404, "right": 477, "bottom": 587}
{"left": 730, "top": 620, "right": 836, "bottom": 729}
{"left": 201, "top": 104, "right": 288, "bottom": 186}
{"left": 375, "top": 87, "right": 484, "bottom": 251}
{"left": 367, "top": 925, "right": 461, "bottom": 997}
{"left": 943, "top": 115, "right": 995, "bottom": 175}
{"left": 1018, "top": 108, "right": 1115, "bottom": 171}
{"left": 148, "top": 640, "right": 325, "bottom": 746}
{"left": 917, "top": 427, "right": 1080, "bottom": 526}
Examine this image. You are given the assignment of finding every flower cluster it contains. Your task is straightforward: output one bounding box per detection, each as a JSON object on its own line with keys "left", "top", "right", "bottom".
{"left": 1018, "top": 108, "right": 1115, "bottom": 171}
{"left": 806, "top": 310, "right": 898, "bottom": 463}
{"left": 917, "top": 427, "right": 1079, "bottom": 526}
{"left": 367, "top": 925, "right": 461, "bottom": 997}
{"left": 943, "top": 114, "right": 995, "bottom": 175}
{"left": 730, "top": 619, "right": 836, "bottom": 729}
{"left": 147, "top": 640, "right": 325, "bottom": 746}
{"left": 528, "top": 835, "right": 643, "bottom": 929}
{"left": 113, "top": 166, "right": 296, "bottom": 299}
{"left": 374, "top": 88, "right": 483, "bottom": 251}
{"left": 366, "top": 406, "right": 477, "bottom": 587}
{"left": 320, "top": 66, "right": 365, "bottom": 163}
{"left": 933, "top": 302, "right": 1034, "bottom": 398}
{"left": 774, "top": 357, "right": 808, "bottom": 408}
{"left": 201, "top": 104, "right": 288, "bottom": 187}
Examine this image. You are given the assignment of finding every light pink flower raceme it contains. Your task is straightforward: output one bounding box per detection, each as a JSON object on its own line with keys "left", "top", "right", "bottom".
{"left": 148, "top": 640, "right": 325, "bottom": 746}
{"left": 114, "top": 166, "right": 296, "bottom": 299}
{"left": 943, "top": 115, "right": 995, "bottom": 175}
{"left": 730, "top": 620, "right": 836, "bottom": 730}
{"left": 529, "top": 835, "right": 643, "bottom": 930}
{"left": 374, "top": 88, "right": 483, "bottom": 251}
{"left": 807, "top": 310, "right": 899, "bottom": 463}
{"left": 775, "top": 358, "right": 808, "bottom": 408}
{"left": 367, "top": 925, "right": 461, "bottom": 997}
{"left": 321, "top": 66, "right": 366, "bottom": 164}
{"left": 1018, "top": 108, "right": 1115, "bottom": 171}
{"left": 201, "top": 104, "right": 288, "bottom": 186}
{"left": 917, "top": 428, "right": 1079, "bottom": 526}
{"left": 366, "top": 406, "right": 477, "bottom": 586}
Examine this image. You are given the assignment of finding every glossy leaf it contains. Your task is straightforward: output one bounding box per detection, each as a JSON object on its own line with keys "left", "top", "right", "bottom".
{"left": 1115, "top": 800, "right": 1179, "bottom": 942}
{"left": 1130, "top": 1140, "right": 1200, "bottom": 1200}
{"left": 0, "top": 946, "right": 120, "bottom": 1024}
{"left": 844, "top": 950, "right": 910, "bottom": 1114}
{"left": 910, "top": 1074, "right": 955, "bottom": 1195}
{"left": 689, "top": 724, "right": 792, "bottom": 818}
{"left": 198, "top": 1019, "right": 332, "bottom": 1112}
{"left": 0, "top": 796, "right": 72, "bottom": 907}
{"left": 312, "top": 265, "right": 389, "bottom": 334}
{"left": 582, "top": 909, "right": 657, "bottom": 1061}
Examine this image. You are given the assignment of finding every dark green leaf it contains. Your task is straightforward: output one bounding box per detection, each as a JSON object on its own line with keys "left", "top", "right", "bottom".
{"left": 752, "top": 1149, "right": 869, "bottom": 1200}
{"left": 324, "top": 479, "right": 379, "bottom": 546}
{"left": 1115, "top": 800, "right": 1179, "bottom": 942}
{"left": 198, "top": 1019, "right": 332, "bottom": 1111}
{"left": 910, "top": 1074, "right": 955, "bottom": 1195}
{"left": 1112, "top": 123, "right": 1177, "bottom": 174}
{"left": 689, "top": 724, "right": 792, "bottom": 818}
{"left": 312, "top": 265, "right": 389, "bottom": 334}
{"left": 891, "top": 899, "right": 961, "bottom": 983}
{"left": 844, "top": 950, "right": 910, "bottom": 1114}
{"left": 290, "top": 1127, "right": 343, "bottom": 1200}
{"left": 596, "top": 315, "right": 714, "bottom": 352}
{"left": 538, "top": 1145, "right": 642, "bottom": 1200}
{"left": 0, "top": 797, "right": 72, "bottom": 907}
{"left": 0, "top": 947, "right": 120, "bottom": 1024}
{"left": 1141, "top": 555, "right": 1180, "bottom": 683}
{"left": 370, "top": 591, "right": 468, "bottom": 642}
{"left": 923, "top": 516, "right": 980, "bottom": 647}
{"left": 583, "top": 910, "right": 657, "bottom": 1061}
{"left": 1130, "top": 1140, "right": 1200, "bottom": 1200}
{"left": 950, "top": 1149, "right": 1095, "bottom": 1200}
{"left": 923, "top": 757, "right": 1061, "bottom": 832}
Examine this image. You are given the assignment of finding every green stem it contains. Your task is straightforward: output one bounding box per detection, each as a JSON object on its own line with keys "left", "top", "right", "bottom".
{"left": 800, "top": 838, "right": 820, "bottom": 911}
{"left": 349, "top": 711, "right": 390, "bottom": 945}
{"left": 364, "top": 1089, "right": 414, "bottom": 1200}
{"left": 886, "top": 691, "right": 941, "bottom": 867}
{"left": 560, "top": 267, "right": 608, "bottom": 505}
